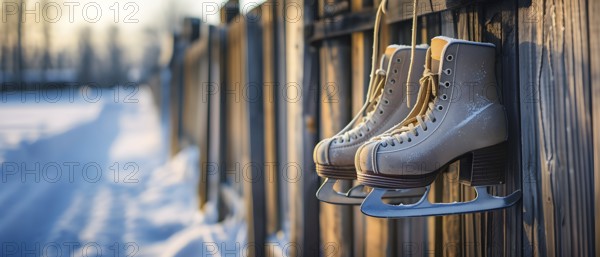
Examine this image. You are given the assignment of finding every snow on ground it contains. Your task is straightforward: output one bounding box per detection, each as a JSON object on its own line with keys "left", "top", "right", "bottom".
{"left": 0, "top": 86, "right": 246, "bottom": 257}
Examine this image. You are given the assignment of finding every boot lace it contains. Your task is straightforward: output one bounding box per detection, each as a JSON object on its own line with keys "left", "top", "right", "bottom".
{"left": 336, "top": 69, "right": 386, "bottom": 143}
{"left": 379, "top": 68, "right": 438, "bottom": 146}
{"left": 333, "top": 0, "right": 389, "bottom": 143}
{"left": 376, "top": 0, "right": 438, "bottom": 146}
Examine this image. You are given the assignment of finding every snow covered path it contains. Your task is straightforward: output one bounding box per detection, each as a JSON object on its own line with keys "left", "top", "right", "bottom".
{"left": 0, "top": 87, "right": 246, "bottom": 257}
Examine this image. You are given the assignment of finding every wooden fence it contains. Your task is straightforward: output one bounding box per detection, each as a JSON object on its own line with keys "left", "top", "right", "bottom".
{"left": 167, "top": 0, "right": 599, "bottom": 256}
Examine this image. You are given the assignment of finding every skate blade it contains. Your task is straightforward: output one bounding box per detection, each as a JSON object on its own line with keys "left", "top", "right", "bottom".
{"left": 316, "top": 178, "right": 426, "bottom": 205}
{"left": 361, "top": 186, "right": 521, "bottom": 217}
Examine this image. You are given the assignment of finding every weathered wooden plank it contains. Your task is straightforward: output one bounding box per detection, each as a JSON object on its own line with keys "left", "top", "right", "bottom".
{"left": 224, "top": 14, "right": 267, "bottom": 257}
{"left": 182, "top": 24, "right": 211, "bottom": 208}
{"left": 261, "top": 2, "right": 280, "bottom": 238}
{"left": 518, "top": 0, "right": 596, "bottom": 256}
{"left": 480, "top": 0, "right": 522, "bottom": 256}
{"left": 559, "top": 0, "right": 594, "bottom": 255}
{"left": 244, "top": 11, "right": 267, "bottom": 257}
{"left": 350, "top": 0, "right": 371, "bottom": 256}
{"left": 590, "top": 0, "right": 600, "bottom": 256}
{"left": 309, "top": 9, "right": 375, "bottom": 43}
{"left": 517, "top": 0, "right": 544, "bottom": 256}
{"left": 206, "top": 25, "right": 228, "bottom": 221}
{"left": 385, "top": 0, "right": 487, "bottom": 24}
{"left": 318, "top": 37, "right": 354, "bottom": 257}
{"left": 286, "top": 0, "right": 322, "bottom": 255}
{"left": 299, "top": 44, "right": 322, "bottom": 257}
{"left": 273, "top": 0, "right": 291, "bottom": 240}
{"left": 285, "top": 0, "right": 305, "bottom": 249}
{"left": 225, "top": 20, "right": 245, "bottom": 195}
{"left": 169, "top": 18, "right": 201, "bottom": 156}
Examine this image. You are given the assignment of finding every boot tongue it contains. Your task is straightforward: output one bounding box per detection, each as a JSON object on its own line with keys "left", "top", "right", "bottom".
{"left": 379, "top": 45, "right": 401, "bottom": 71}
{"left": 363, "top": 45, "right": 400, "bottom": 121}
{"left": 429, "top": 37, "right": 449, "bottom": 72}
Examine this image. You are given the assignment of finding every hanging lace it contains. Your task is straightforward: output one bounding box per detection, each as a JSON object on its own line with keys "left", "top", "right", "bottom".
{"left": 379, "top": 69, "right": 438, "bottom": 146}
{"left": 406, "top": 0, "right": 420, "bottom": 107}
{"left": 335, "top": 0, "right": 424, "bottom": 143}
{"left": 333, "top": 0, "right": 389, "bottom": 143}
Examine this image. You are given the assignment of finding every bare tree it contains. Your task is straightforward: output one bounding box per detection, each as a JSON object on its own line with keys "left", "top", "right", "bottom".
{"left": 107, "top": 26, "right": 128, "bottom": 85}
{"left": 77, "top": 27, "right": 95, "bottom": 84}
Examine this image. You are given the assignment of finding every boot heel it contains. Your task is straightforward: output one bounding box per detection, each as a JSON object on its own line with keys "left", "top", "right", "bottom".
{"left": 459, "top": 142, "right": 508, "bottom": 186}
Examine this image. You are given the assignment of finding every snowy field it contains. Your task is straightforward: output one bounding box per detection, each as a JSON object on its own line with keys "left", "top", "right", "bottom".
{"left": 0, "top": 86, "right": 246, "bottom": 257}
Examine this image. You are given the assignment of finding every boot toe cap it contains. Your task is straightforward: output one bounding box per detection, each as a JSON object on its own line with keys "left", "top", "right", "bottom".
{"left": 355, "top": 141, "right": 380, "bottom": 174}
{"left": 313, "top": 138, "right": 334, "bottom": 165}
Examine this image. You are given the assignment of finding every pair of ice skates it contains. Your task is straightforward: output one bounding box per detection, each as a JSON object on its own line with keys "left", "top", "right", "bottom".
{"left": 313, "top": 36, "right": 521, "bottom": 217}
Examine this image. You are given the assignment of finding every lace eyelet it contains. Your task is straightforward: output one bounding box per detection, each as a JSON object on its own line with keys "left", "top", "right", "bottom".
{"left": 432, "top": 118, "right": 437, "bottom": 123}
{"left": 379, "top": 110, "right": 384, "bottom": 114}
{"left": 441, "top": 94, "right": 448, "bottom": 100}
{"left": 437, "top": 105, "right": 443, "bottom": 111}
{"left": 391, "top": 143, "right": 395, "bottom": 146}
{"left": 415, "top": 132, "right": 419, "bottom": 136}
{"left": 388, "top": 89, "right": 393, "bottom": 94}
{"left": 396, "top": 58, "right": 401, "bottom": 63}
{"left": 340, "top": 139, "right": 344, "bottom": 143}
{"left": 393, "top": 69, "right": 398, "bottom": 73}
{"left": 384, "top": 100, "right": 389, "bottom": 104}
{"left": 423, "top": 127, "right": 428, "bottom": 131}
{"left": 444, "top": 81, "right": 451, "bottom": 88}
{"left": 390, "top": 79, "right": 396, "bottom": 84}
{"left": 444, "top": 69, "right": 452, "bottom": 75}
{"left": 407, "top": 138, "right": 412, "bottom": 142}
{"left": 446, "top": 55, "right": 454, "bottom": 61}
{"left": 359, "top": 133, "right": 363, "bottom": 137}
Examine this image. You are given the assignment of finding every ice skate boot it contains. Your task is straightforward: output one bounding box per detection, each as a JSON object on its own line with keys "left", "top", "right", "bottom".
{"left": 356, "top": 36, "right": 521, "bottom": 216}
{"left": 314, "top": 44, "right": 427, "bottom": 205}
{"left": 314, "top": 0, "right": 427, "bottom": 205}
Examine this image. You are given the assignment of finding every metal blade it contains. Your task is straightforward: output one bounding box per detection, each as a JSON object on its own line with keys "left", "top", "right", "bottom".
{"left": 361, "top": 186, "right": 521, "bottom": 218}
{"left": 316, "top": 178, "right": 365, "bottom": 205}
{"left": 317, "top": 178, "right": 428, "bottom": 205}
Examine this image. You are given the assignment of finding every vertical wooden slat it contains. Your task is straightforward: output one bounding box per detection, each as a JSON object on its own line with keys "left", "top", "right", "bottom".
{"left": 350, "top": 0, "right": 371, "bottom": 255}
{"left": 518, "top": 0, "right": 596, "bottom": 256}
{"left": 316, "top": 2, "right": 354, "bottom": 257}
{"left": 517, "top": 0, "right": 545, "bottom": 255}
{"left": 480, "top": 1, "right": 522, "bottom": 256}
{"left": 226, "top": 20, "right": 244, "bottom": 195}
{"left": 318, "top": 37, "right": 354, "bottom": 257}
{"left": 274, "top": 0, "right": 290, "bottom": 237}
{"left": 261, "top": 2, "right": 280, "bottom": 238}
{"left": 561, "top": 0, "right": 594, "bottom": 255}
{"left": 198, "top": 25, "right": 210, "bottom": 209}
{"left": 182, "top": 23, "right": 211, "bottom": 208}
{"left": 286, "top": 0, "right": 304, "bottom": 251}
{"left": 169, "top": 37, "right": 184, "bottom": 156}
{"left": 207, "top": 25, "right": 228, "bottom": 221}
{"left": 286, "top": 0, "right": 321, "bottom": 255}
{"left": 590, "top": 0, "right": 600, "bottom": 255}
{"left": 225, "top": 13, "right": 267, "bottom": 257}
{"left": 299, "top": 45, "right": 322, "bottom": 257}
{"left": 245, "top": 11, "right": 267, "bottom": 257}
